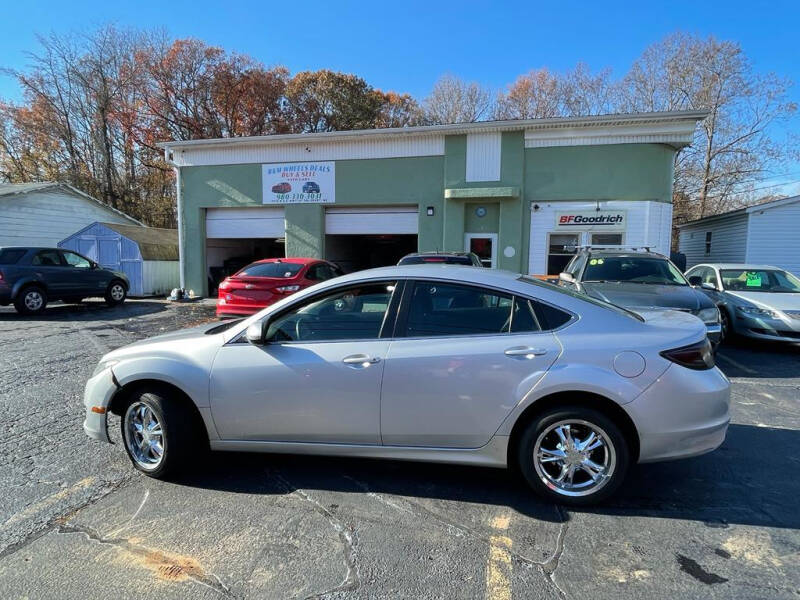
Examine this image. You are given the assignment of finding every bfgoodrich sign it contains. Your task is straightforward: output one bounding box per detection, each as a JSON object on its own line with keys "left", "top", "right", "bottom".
{"left": 262, "top": 161, "right": 335, "bottom": 204}
{"left": 555, "top": 210, "right": 626, "bottom": 229}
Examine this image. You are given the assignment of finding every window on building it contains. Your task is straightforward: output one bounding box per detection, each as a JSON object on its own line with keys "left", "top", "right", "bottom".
{"left": 705, "top": 232, "right": 712, "bottom": 255}
{"left": 590, "top": 233, "right": 623, "bottom": 246}
{"left": 547, "top": 233, "right": 579, "bottom": 275}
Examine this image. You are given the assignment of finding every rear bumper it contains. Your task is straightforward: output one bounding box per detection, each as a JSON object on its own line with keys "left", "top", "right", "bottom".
{"left": 215, "top": 301, "right": 266, "bottom": 317}
{"left": 82, "top": 368, "right": 119, "bottom": 443}
{"left": 625, "top": 364, "right": 730, "bottom": 463}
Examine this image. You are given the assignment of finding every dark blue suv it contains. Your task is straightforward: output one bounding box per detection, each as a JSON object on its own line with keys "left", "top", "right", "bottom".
{"left": 0, "top": 247, "right": 129, "bottom": 315}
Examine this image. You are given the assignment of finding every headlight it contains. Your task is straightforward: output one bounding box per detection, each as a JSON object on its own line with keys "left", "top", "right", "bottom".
{"left": 696, "top": 307, "right": 720, "bottom": 324}
{"left": 736, "top": 306, "right": 779, "bottom": 319}
{"left": 92, "top": 359, "right": 119, "bottom": 378}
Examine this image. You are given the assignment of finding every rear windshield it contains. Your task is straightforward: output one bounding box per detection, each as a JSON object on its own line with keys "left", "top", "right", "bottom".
{"left": 0, "top": 249, "right": 27, "bottom": 264}
{"left": 236, "top": 262, "right": 304, "bottom": 278}
{"left": 399, "top": 255, "right": 473, "bottom": 265}
{"left": 518, "top": 275, "right": 644, "bottom": 321}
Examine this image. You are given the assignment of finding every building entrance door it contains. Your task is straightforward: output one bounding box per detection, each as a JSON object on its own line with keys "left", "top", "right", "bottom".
{"left": 464, "top": 233, "right": 497, "bottom": 268}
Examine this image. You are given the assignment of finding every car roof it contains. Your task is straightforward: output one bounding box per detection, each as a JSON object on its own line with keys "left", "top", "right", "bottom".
{"left": 584, "top": 250, "right": 668, "bottom": 259}
{"left": 250, "top": 257, "right": 321, "bottom": 265}
{"left": 402, "top": 251, "right": 473, "bottom": 257}
{"left": 333, "top": 264, "right": 521, "bottom": 286}
{"left": 0, "top": 247, "right": 59, "bottom": 252}
{"left": 690, "top": 263, "right": 783, "bottom": 271}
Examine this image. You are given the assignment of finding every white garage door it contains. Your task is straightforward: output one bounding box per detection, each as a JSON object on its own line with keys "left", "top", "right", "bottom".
{"left": 206, "top": 207, "right": 285, "bottom": 238}
{"left": 325, "top": 206, "right": 418, "bottom": 235}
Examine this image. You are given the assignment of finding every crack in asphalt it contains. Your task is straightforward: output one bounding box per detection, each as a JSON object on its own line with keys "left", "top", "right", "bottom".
{"left": 55, "top": 522, "right": 234, "bottom": 598}
{"left": 269, "top": 471, "right": 360, "bottom": 599}
{"left": 540, "top": 505, "right": 569, "bottom": 598}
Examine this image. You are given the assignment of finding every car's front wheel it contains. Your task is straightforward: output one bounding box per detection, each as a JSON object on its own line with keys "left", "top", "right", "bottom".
{"left": 517, "top": 406, "right": 630, "bottom": 505}
{"left": 105, "top": 280, "right": 127, "bottom": 306}
{"left": 121, "top": 388, "right": 197, "bottom": 479}
{"left": 14, "top": 285, "right": 48, "bottom": 315}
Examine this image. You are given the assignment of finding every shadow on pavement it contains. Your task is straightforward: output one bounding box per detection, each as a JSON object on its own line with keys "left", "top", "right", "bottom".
{"left": 715, "top": 337, "right": 800, "bottom": 379}
{"left": 0, "top": 300, "right": 169, "bottom": 323}
{"left": 172, "top": 423, "right": 799, "bottom": 530}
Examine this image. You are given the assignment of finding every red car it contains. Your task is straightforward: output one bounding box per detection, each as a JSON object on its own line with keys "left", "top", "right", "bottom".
{"left": 271, "top": 182, "right": 292, "bottom": 194}
{"left": 216, "top": 258, "right": 343, "bottom": 317}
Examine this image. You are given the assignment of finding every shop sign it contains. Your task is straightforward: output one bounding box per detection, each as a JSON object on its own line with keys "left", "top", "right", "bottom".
{"left": 555, "top": 210, "right": 626, "bottom": 230}
{"left": 262, "top": 161, "right": 335, "bottom": 204}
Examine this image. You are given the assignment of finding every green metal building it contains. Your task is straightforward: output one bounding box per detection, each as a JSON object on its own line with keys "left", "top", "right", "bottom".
{"left": 160, "top": 110, "right": 706, "bottom": 296}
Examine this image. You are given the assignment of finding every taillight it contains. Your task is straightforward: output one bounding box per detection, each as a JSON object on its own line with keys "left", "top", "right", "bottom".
{"left": 660, "top": 339, "right": 715, "bottom": 370}
{"left": 0, "top": 269, "right": 4, "bottom": 280}
{"left": 276, "top": 285, "right": 301, "bottom": 294}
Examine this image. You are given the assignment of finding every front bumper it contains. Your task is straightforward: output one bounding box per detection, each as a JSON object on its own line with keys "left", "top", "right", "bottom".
{"left": 82, "top": 367, "right": 119, "bottom": 443}
{"left": 624, "top": 363, "right": 730, "bottom": 463}
{"left": 705, "top": 322, "right": 722, "bottom": 344}
{"left": 734, "top": 313, "right": 800, "bottom": 343}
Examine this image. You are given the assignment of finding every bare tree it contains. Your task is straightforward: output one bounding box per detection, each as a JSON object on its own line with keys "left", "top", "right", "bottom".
{"left": 494, "top": 68, "right": 562, "bottom": 119}
{"left": 424, "top": 74, "right": 492, "bottom": 124}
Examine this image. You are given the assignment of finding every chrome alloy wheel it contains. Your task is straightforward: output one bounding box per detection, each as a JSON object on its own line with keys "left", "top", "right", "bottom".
{"left": 110, "top": 283, "right": 125, "bottom": 301}
{"left": 123, "top": 402, "right": 165, "bottom": 470}
{"left": 24, "top": 290, "right": 44, "bottom": 311}
{"left": 533, "top": 419, "right": 616, "bottom": 497}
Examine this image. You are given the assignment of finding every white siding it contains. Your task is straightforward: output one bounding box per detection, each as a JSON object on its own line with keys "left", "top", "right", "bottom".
{"left": 528, "top": 200, "right": 671, "bottom": 274}
{"left": 141, "top": 261, "right": 180, "bottom": 297}
{"left": 465, "top": 132, "right": 502, "bottom": 182}
{"left": 678, "top": 214, "right": 748, "bottom": 268}
{"left": 206, "top": 207, "right": 285, "bottom": 238}
{"left": 0, "top": 190, "right": 138, "bottom": 247}
{"left": 745, "top": 200, "right": 800, "bottom": 274}
{"left": 325, "top": 206, "right": 418, "bottom": 235}
{"left": 173, "top": 135, "right": 445, "bottom": 167}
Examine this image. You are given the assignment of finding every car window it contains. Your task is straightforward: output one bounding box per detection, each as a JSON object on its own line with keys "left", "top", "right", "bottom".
{"left": 566, "top": 254, "right": 587, "bottom": 277}
{"left": 305, "top": 264, "right": 324, "bottom": 281}
{"left": 583, "top": 256, "right": 687, "bottom": 285}
{"left": 720, "top": 269, "right": 800, "bottom": 293}
{"left": 511, "top": 297, "right": 572, "bottom": 332}
{"left": 0, "top": 249, "right": 27, "bottom": 264}
{"left": 32, "top": 250, "right": 63, "bottom": 266}
{"left": 62, "top": 251, "right": 91, "bottom": 268}
{"left": 237, "top": 261, "right": 303, "bottom": 278}
{"left": 266, "top": 282, "right": 397, "bottom": 342}
{"left": 404, "top": 282, "right": 513, "bottom": 337}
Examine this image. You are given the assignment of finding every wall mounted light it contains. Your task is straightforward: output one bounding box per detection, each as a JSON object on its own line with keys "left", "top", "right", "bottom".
{"left": 426, "top": 206, "right": 435, "bottom": 216}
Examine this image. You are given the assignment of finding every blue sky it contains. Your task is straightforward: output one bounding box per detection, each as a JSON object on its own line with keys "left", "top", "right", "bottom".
{"left": 2, "top": 0, "right": 799, "bottom": 193}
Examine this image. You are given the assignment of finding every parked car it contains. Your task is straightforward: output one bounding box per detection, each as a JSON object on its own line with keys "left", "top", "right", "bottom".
{"left": 398, "top": 251, "right": 483, "bottom": 266}
{"left": 685, "top": 263, "right": 800, "bottom": 343}
{"left": 271, "top": 182, "right": 292, "bottom": 194}
{"left": 216, "top": 258, "right": 343, "bottom": 317}
{"left": 302, "top": 181, "right": 320, "bottom": 194}
{"left": 0, "top": 247, "right": 129, "bottom": 315}
{"left": 558, "top": 247, "right": 722, "bottom": 345}
{"left": 84, "top": 265, "right": 730, "bottom": 505}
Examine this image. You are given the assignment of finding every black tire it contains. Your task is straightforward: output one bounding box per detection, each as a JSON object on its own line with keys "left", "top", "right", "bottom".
{"left": 105, "top": 280, "right": 127, "bottom": 306}
{"left": 720, "top": 308, "right": 735, "bottom": 343}
{"left": 516, "top": 406, "right": 630, "bottom": 506}
{"left": 14, "top": 285, "right": 48, "bottom": 315}
{"left": 120, "top": 387, "right": 200, "bottom": 479}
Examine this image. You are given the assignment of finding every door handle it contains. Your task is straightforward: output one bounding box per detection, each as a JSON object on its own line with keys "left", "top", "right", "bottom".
{"left": 504, "top": 346, "right": 547, "bottom": 358}
{"left": 342, "top": 354, "right": 381, "bottom": 366}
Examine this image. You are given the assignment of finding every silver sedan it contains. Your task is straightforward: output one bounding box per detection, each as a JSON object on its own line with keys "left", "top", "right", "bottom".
{"left": 686, "top": 263, "right": 800, "bottom": 343}
{"left": 83, "top": 265, "right": 730, "bottom": 505}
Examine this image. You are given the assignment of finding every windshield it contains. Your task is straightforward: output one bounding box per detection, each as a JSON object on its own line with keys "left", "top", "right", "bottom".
{"left": 582, "top": 256, "right": 687, "bottom": 285}
{"left": 720, "top": 269, "right": 800, "bottom": 293}
{"left": 236, "top": 262, "right": 304, "bottom": 278}
{"left": 518, "top": 275, "right": 644, "bottom": 321}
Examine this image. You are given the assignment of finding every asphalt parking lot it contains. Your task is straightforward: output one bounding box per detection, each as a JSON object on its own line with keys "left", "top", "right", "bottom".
{"left": 0, "top": 300, "right": 798, "bottom": 599}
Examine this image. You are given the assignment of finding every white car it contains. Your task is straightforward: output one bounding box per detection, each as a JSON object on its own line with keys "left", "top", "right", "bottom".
{"left": 83, "top": 265, "right": 730, "bottom": 505}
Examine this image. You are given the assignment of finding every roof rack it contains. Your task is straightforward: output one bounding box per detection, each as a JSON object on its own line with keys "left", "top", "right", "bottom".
{"left": 565, "top": 245, "right": 653, "bottom": 252}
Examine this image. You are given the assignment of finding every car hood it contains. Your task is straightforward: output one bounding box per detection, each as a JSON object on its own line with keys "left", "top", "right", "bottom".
{"left": 103, "top": 321, "right": 226, "bottom": 358}
{"left": 724, "top": 291, "right": 800, "bottom": 311}
{"left": 581, "top": 282, "right": 712, "bottom": 312}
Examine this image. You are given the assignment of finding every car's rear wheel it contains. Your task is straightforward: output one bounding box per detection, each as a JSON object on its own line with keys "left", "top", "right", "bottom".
{"left": 121, "top": 388, "right": 197, "bottom": 479}
{"left": 105, "top": 281, "right": 127, "bottom": 306}
{"left": 517, "top": 406, "right": 630, "bottom": 505}
{"left": 14, "top": 286, "right": 47, "bottom": 315}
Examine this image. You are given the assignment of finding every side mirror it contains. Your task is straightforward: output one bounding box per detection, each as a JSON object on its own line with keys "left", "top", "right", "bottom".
{"left": 700, "top": 282, "right": 717, "bottom": 291}
{"left": 688, "top": 275, "right": 702, "bottom": 286}
{"left": 91, "top": 261, "right": 99, "bottom": 269}
{"left": 559, "top": 272, "right": 576, "bottom": 284}
{"left": 245, "top": 321, "right": 265, "bottom": 345}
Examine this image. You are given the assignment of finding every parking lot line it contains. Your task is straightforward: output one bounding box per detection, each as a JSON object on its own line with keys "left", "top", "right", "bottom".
{"left": 716, "top": 352, "right": 758, "bottom": 375}
{"left": 486, "top": 514, "right": 512, "bottom": 600}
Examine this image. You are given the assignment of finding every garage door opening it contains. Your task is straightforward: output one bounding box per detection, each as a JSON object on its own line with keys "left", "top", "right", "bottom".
{"left": 205, "top": 207, "right": 286, "bottom": 293}
{"left": 326, "top": 234, "right": 417, "bottom": 273}
{"left": 206, "top": 238, "right": 285, "bottom": 293}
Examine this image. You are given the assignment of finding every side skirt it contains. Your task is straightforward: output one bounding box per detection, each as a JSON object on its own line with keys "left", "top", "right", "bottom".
{"left": 209, "top": 435, "right": 510, "bottom": 468}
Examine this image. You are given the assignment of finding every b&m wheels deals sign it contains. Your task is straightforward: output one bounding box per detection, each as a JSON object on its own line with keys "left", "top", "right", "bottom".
{"left": 262, "top": 161, "right": 335, "bottom": 204}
